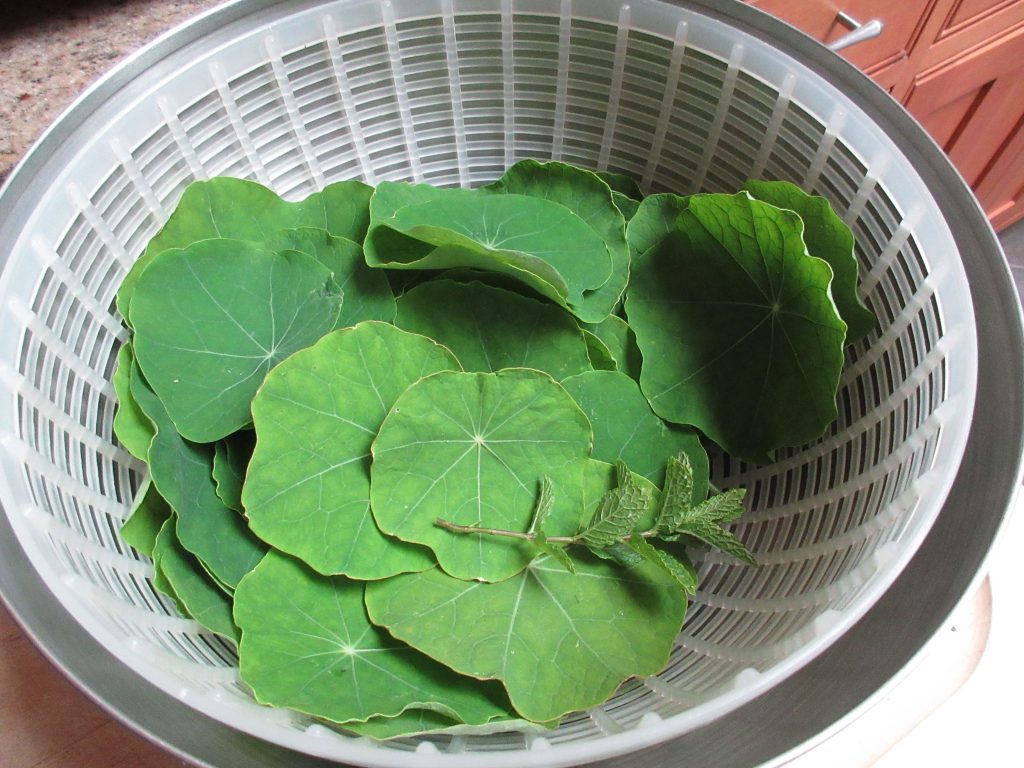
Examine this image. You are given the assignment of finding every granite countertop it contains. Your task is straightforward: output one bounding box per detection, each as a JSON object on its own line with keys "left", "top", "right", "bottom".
{"left": 0, "top": 0, "right": 223, "bottom": 186}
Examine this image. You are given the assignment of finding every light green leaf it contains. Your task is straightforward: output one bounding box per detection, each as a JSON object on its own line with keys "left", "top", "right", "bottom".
{"left": 151, "top": 523, "right": 190, "bottom": 619}
{"left": 654, "top": 452, "right": 695, "bottom": 535}
{"left": 626, "top": 534, "right": 698, "bottom": 593}
{"left": 153, "top": 516, "right": 240, "bottom": 642}
{"left": 580, "top": 314, "right": 642, "bottom": 381}
{"left": 533, "top": 530, "right": 576, "bottom": 574}
{"left": 581, "top": 459, "right": 662, "bottom": 534}
{"left": 484, "top": 159, "right": 630, "bottom": 322}
{"left": 117, "top": 177, "right": 372, "bottom": 323}
{"left": 579, "top": 477, "right": 651, "bottom": 548}
{"left": 131, "top": 240, "right": 343, "bottom": 443}
{"left": 371, "top": 369, "right": 593, "bottom": 582}
{"left": 596, "top": 170, "right": 643, "bottom": 200}
{"left": 212, "top": 430, "right": 254, "bottom": 513}
{"left": 581, "top": 329, "right": 617, "bottom": 371}
{"left": 244, "top": 322, "right": 454, "bottom": 578}
{"left": 625, "top": 192, "right": 847, "bottom": 462}
{"left": 744, "top": 179, "right": 876, "bottom": 343}
{"left": 365, "top": 182, "right": 614, "bottom": 321}
{"left": 668, "top": 488, "right": 756, "bottom": 565}
{"left": 130, "top": 360, "right": 266, "bottom": 589}
{"left": 561, "top": 370, "right": 708, "bottom": 490}
{"left": 120, "top": 477, "right": 171, "bottom": 557}
{"left": 364, "top": 552, "right": 687, "bottom": 723}
{"left": 234, "top": 551, "right": 510, "bottom": 724}
{"left": 343, "top": 711, "right": 549, "bottom": 740}
{"left": 265, "top": 227, "right": 396, "bottom": 327}
{"left": 395, "top": 279, "right": 591, "bottom": 380}
{"left": 112, "top": 342, "right": 153, "bottom": 460}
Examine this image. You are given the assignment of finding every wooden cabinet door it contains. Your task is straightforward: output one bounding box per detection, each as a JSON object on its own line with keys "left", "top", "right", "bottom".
{"left": 749, "top": 0, "right": 935, "bottom": 73}
{"left": 903, "top": 22, "right": 1024, "bottom": 225}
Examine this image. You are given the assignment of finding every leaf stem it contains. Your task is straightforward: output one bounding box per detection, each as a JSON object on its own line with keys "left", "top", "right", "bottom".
{"left": 434, "top": 517, "right": 656, "bottom": 544}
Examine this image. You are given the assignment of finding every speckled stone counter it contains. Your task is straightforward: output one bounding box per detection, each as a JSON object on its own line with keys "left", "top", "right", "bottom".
{"left": 0, "top": 0, "right": 223, "bottom": 185}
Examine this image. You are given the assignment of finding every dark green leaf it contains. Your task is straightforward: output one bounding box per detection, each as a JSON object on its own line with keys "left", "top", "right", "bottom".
{"left": 120, "top": 478, "right": 171, "bottom": 557}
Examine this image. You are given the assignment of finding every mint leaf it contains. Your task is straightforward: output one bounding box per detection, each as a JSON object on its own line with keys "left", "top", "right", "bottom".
{"left": 579, "top": 477, "right": 652, "bottom": 547}
{"left": 626, "top": 534, "right": 698, "bottom": 594}
{"left": 664, "top": 488, "right": 755, "bottom": 565}
{"left": 654, "top": 452, "right": 696, "bottom": 534}
{"left": 527, "top": 476, "right": 556, "bottom": 534}
{"left": 534, "top": 530, "right": 576, "bottom": 574}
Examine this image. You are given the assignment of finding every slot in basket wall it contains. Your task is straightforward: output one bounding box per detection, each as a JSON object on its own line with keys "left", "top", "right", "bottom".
{"left": 0, "top": 0, "right": 979, "bottom": 766}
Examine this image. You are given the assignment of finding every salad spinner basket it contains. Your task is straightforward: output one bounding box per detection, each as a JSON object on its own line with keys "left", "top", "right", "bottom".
{"left": 0, "top": 0, "right": 1020, "bottom": 766}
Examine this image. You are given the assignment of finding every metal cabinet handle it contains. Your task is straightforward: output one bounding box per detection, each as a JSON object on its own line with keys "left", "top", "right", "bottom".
{"left": 828, "top": 11, "right": 884, "bottom": 52}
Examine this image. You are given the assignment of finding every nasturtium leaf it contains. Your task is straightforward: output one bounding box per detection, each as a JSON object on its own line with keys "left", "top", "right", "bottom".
{"left": 151, "top": 523, "right": 190, "bottom": 619}
{"left": 743, "top": 179, "right": 876, "bottom": 343}
{"left": 152, "top": 516, "right": 240, "bottom": 643}
{"left": 120, "top": 477, "right": 171, "bottom": 557}
{"left": 365, "top": 182, "right": 614, "bottom": 320}
{"left": 117, "top": 177, "right": 372, "bottom": 323}
{"left": 483, "top": 159, "right": 630, "bottom": 322}
{"left": 561, "top": 370, "right": 708, "bottom": 492}
{"left": 265, "top": 227, "right": 396, "bottom": 327}
{"left": 581, "top": 329, "right": 617, "bottom": 371}
{"left": 365, "top": 551, "right": 688, "bottom": 723}
{"left": 130, "top": 240, "right": 344, "bottom": 443}
{"left": 371, "top": 369, "right": 593, "bottom": 582}
{"left": 212, "top": 430, "right": 254, "bottom": 513}
{"left": 596, "top": 170, "right": 644, "bottom": 200}
{"left": 394, "top": 279, "right": 591, "bottom": 380}
{"left": 234, "top": 550, "right": 510, "bottom": 725}
{"left": 580, "top": 314, "right": 643, "bottom": 381}
{"left": 625, "top": 192, "right": 847, "bottom": 462}
{"left": 244, "top": 322, "right": 454, "bottom": 579}
{"left": 112, "top": 342, "right": 153, "bottom": 460}
{"left": 344, "top": 711, "right": 549, "bottom": 740}
{"left": 130, "top": 360, "right": 266, "bottom": 589}
{"left": 611, "top": 192, "right": 640, "bottom": 222}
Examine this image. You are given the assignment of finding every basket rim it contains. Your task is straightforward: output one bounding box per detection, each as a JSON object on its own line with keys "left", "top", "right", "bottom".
{"left": 0, "top": 0, "right": 1021, "bottom": 766}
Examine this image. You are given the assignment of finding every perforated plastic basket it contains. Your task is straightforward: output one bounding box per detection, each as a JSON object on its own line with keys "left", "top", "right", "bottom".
{"left": 0, "top": 0, "right": 985, "bottom": 766}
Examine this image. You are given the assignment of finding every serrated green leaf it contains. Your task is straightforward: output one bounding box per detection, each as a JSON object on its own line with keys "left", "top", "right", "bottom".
{"left": 131, "top": 241, "right": 344, "bottom": 443}
{"left": 394, "top": 279, "right": 591, "bottom": 380}
{"left": 371, "top": 369, "right": 592, "bottom": 582}
{"left": 662, "top": 488, "right": 755, "bottom": 565}
{"left": 594, "top": 540, "right": 645, "bottom": 567}
{"left": 626, "top": 534, "right": 698, "bottom": 593}
{"left": 244, "top": 322, "right": 454, "bottom": 578}
{"left": 579, "top": 480, "right": 651, "bottom": 548}
{"left": 654, "top": 452, "right": 696, "bottom": 535}
{"left": 625, "top": 192, "right": 847, "bottom": 462}
{"left": 533, "top": 530, "right": 576, "bottom": 574}
{"left": 744, "top": 179, "right": 876, "bottom": 343}
{"left": 527, "top": 476, "right": 556, "bottom": 535}
{"left": 364, "top": 552, "right": 687, "bottom": 723}
{"left": 234, "top": 551, "right": 510, "bottom": 725}
{"left": 580, "top": 459, "right": 662, "bottom": 534}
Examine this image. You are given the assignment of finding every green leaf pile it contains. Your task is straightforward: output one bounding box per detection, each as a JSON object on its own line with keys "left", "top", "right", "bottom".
{"left": 112, "top": 161, "right": 873, "bottom": 738}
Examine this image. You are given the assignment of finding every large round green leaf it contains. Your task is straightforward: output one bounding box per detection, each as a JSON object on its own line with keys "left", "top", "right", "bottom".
{"left": 131, "top": 240, "right": 343, "bottom": 443}
{"left": 484, "top": 159, "right": 630, "bottom": 322}
{"left": 365, "top": 183, "right": 614, "bottom": 320}
{"left": 625, "top": 192, "right": 847, "bottom": 462}
{"left": 244, "top": 322, "right": 456, "bottom": 579}
{"left": 394, "top": 279, "right": 591, "bottom": 380}
{"left": 364, "top": 552, "right": 687, "bottom": 723}
{"left": 265, "top": 227, "right": 395, "bottom": 327}
{"left": 116, "top": 177, "right": 372, "bottom": 322}
{"left": 234, "top": 551, "right": 510, "bottom": 725}
{"left": 129, "top": 360, "right": 266, "bottom": 589}
{"left": 743, "top": 179, "right": 876, "bottom": 344}
{"left": 370, "top": 369, "right": 593, "bottom": 582}
{"left": 561, "top": 370, "right": 708, "bottom": 494}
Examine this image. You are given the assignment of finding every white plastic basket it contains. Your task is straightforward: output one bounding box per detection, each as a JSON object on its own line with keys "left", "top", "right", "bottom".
{"left": 0, "top": 0, "right": 978, "bottom": 766}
